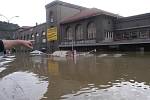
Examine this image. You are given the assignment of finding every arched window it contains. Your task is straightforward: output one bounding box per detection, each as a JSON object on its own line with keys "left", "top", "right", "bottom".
{"left": 42, "top": 31, "right": 46, "bottom": 36}
{"left": 66, "top": 27, "right": 73, "bottom": 40}
{"left": 49, "top": 11, "right": 54, "bottom": 22}
{"left": 27, "top": 34, "right": 29, "bottom": 40}
{"left": 87, "top": 22, "right": 96, "bottom": 39}
{"left": 36, "top": 33, "right": 39, "bottom": 37}
{"left": 23, "top": 35, "right": 25, "bottom": 40}
{"left": 75, "top": 25, "right": 83, "bottom": 40}
{"left": 31, "top": 33, "right": 34, "bottom": 39}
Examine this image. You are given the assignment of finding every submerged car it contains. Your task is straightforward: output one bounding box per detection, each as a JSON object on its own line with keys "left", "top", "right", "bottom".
{"left": 51, "top": 50, "right": 73, "bottom": 57}
{"left": 30, "top": 50, "right": 44, "bottom": 56}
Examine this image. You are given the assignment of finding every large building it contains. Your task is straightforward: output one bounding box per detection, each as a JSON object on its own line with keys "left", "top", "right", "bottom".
{"left": 14, "top": 23, "right": 47, "bottom": 52}
{"left": 14, "top": 0, "right": 150, "bottom": 52}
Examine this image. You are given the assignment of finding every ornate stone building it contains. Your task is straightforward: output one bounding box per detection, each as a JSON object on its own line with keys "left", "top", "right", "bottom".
{"left": 14, "top": 0, "right": 150, "bottom": 52}
{"left": 14, "top": 23, "right": 47, "bottom": 52}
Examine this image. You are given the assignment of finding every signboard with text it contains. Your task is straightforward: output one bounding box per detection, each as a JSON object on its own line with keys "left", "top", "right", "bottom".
{"left": 47, "top": 27, "right": 57, "bottom": 41}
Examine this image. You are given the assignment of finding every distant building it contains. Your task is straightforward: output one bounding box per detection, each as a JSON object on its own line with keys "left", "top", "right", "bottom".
{"left": 14, "top": 0, "right": 150, "bottom": 52}
{"left": 14, "top": 23, "right": 47, "bottom": 52}
{"left": 0, "top": 21, "right": 19, "bottom": 39}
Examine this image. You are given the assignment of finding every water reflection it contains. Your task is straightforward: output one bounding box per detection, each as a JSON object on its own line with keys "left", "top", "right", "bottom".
{"left": 0, "top": 54, "right": 49, "bottom": 100}
{"left": 61, "top": 81, "right": 150, "bottom": 100}
{"left": 0, "top": 72, "right": 48, "bottom": 100}
{"left": 0, "top": 53, "right": 150, "bottom": 100}
{"left": 44, "top": 53, "right": 150, "bottom": 100}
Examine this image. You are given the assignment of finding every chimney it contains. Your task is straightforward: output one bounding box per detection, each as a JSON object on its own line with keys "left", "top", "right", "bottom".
{"left": 36, "top": 22, "right": 38, "bottom": 26}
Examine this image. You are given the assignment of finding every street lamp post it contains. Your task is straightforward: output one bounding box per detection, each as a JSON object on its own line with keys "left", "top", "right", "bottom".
{"left": 0, "top": 14, "right": 19, "bottom": 23}
{"left": 72, "top": 39, "right": 74, "bottom": 51}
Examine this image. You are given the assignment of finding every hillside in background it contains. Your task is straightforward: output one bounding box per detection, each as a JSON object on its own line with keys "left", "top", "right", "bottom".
{"left": 0, "top": 21, "right": 19, "bottom": 32}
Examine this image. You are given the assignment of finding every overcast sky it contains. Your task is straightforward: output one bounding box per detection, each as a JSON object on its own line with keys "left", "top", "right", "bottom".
{"left": 0, "top": 0, "right": 150, "bottom": 26}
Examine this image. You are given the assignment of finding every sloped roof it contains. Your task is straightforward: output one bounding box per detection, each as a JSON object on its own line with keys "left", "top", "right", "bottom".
{"left": 61, "top": 8, "right": 121, "bottom": 24}
{"left": 116, "top": 12, "right": 150, "bottom": 23}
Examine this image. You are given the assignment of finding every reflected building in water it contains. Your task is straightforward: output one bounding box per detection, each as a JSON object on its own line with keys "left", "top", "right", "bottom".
{"left": 41, "top": 54, "right": 150, "bottom": 99}
{"left": 1, "top": 53, "right": 150, "bottom": 99}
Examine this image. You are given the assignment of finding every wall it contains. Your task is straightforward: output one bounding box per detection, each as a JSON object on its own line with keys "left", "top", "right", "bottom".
{"left": 45, "top": 1, "right": 85, "bottom": 53}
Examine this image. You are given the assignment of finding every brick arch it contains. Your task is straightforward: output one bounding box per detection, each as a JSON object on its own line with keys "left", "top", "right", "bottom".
{"left": 75, "top": 24, "right": 83, "bottom": 40}
{"left": 87, "top": 22, "right": 96, "bottom": 39}
{"left": 66, "top": 26, "right": 73, "bottom": 40}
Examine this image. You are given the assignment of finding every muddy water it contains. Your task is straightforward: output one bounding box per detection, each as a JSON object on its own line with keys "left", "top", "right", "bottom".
{"left": 0, "top": 52, "right": 150, "bottom": 100}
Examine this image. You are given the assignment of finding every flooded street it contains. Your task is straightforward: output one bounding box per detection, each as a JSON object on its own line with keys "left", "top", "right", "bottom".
{"left": 1, "top": 52, "right": 150, "bottom": 100}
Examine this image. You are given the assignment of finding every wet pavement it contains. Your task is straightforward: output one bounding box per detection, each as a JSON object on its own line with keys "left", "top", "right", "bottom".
{"left": 0, "top": 52, "right": 150, "bottom": 100}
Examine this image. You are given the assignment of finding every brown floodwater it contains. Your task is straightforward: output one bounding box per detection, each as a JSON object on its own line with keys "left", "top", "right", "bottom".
{"left": 0, "top": 52, "right": 150, "bottom": 100}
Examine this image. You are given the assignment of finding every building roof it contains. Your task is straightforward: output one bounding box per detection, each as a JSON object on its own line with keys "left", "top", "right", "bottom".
{"left": 15, "top": 23, "right": 46, "bottom": 33}
{"left": 116, "top": 13, "right": 150, "bottom": 23}
{"left": 61, "top": 8, "right": 121, "bottom": 24}
{"left": 45, "top": 0, "right": 86, "bottom": 10}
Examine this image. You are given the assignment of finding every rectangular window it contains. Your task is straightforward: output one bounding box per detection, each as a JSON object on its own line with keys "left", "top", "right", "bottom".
{"left": 123, "top": 33, "right": 130, "bottom": 40}
{"left": 131, "top": 32, "right": 138, "bottom": 39}
{"left": 42, "top": 39, "right": 46, "bottom": 43}
{"left": 139, "top": 31, "right": 149, "bottom": 39}
{"left": 114, "top": 33, "right": 122, "bottom": 41}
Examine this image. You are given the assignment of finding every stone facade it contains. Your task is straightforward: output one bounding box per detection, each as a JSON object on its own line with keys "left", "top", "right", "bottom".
{"left": 14, "top": 23, "right": 47, "bottom": 52}
{"left": 45, "top": 0, "right": 86, "bottom": 53}
{"left": 13, "top": 0, "right": 150, "bottom": 52}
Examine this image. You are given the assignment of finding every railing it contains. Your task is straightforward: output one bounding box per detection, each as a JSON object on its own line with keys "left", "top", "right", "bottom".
{"left": 61, "top": 40, "right": 96, "bottom": 45}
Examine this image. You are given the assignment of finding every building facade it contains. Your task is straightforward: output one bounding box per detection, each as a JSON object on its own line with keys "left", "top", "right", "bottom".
{"left": 59, "top": 8, "right": 119, "bottom": 51}
{"left": 14, "top": 23, "right": 47, "bottom": 52}
{"left": 45, "top": 0, "right": 86, "bottom": 53}
{"left": 14, "top": 0, "right": 150, "bottom": 52}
